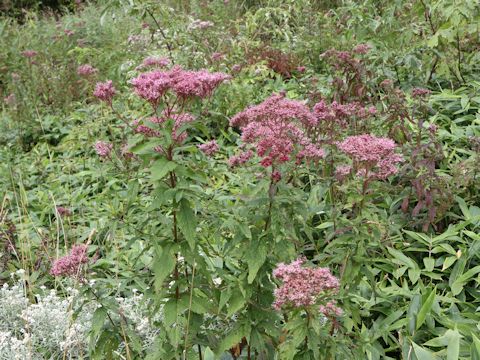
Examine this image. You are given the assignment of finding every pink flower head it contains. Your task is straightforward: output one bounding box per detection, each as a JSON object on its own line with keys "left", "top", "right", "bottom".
{"left": 353, "top": 43, "right": 371, "bottom": 54}
{"left": 231, "top": 64, "right": 242, "bottom": 73}
{"left": 273, "top": 257, "right": 339, "bottom": 310}
{"left": 198, "top": 140, "right": 219, "bottom": 156}
{"left": 77, "top": 64, "right": 98, "bottom": 76}
{"left": 228, "top": 150, "right": 253, "bottom": 167}
{"left": 337, "top": 134, "right": 403, "bottom": 179}
{"left": 211, "top": 52, "right": 224, "bottom": 62}
{"left": 94, "top": 141, "right": 113, "bottom": 158}
{"left": 22, "top": 50, "right": 38, "bottom": 58}
{"left": 4, "top": 93, "right": 16, "bottom": 106}
{"left": 50, "top": 244, "right": 88, "bottom": 277}
{"left": 142, "top": 56, "right": 170, "bottom": 68}
{"left": 171, "top": 68, "right": 231, "bottom": 99}
{"left": 132, "top": 118, "right": 161, "bottom": 137}
{"left": 297, "top": 66, "right": 306, "bottom": 73}
{"left": 121, "top": 143, "right": 135, "bottom": 159}
{"left": 131, "top": 70, "right": 173, "bottom": 106}
{"left": 319, "top": 300, "right": 343, "bottom": 317}
{"left": 56, "top": 206, "right": 71, "bottom": 217}
{"left": 93, "top": 80, "right": 116, "bottom": 104}
{"left": 131, "top": 66, "right": 230, "bottom": 106}
{"left": 380, "top": 79, "right": 394, "bottom": 88}
{"left": 171, "top": 112, "right": 195, "bottom": 143}
{"left": 230, "top": 94, "right": 324, "bottom": 168}
{"left": 412, "top": 87, "right": 431, "bottom": 98}
{"left": 335, "top": 165, "right": 352, "bottom": 180}
{"left": 189, "top": 19, "right": 214, "bottom": 30}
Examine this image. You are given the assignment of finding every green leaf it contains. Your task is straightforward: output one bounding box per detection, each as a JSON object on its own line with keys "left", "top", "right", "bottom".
{"left": 163, "top": 300, "right": 179, "bottom": 327}
{"left": 472, "top": 333, "right": 480, "bottom": 360}
{"left": 442, "top": 256, "right": 457, "bottom": 271}
{"left": 177, "top": 199, "right": 196, "bottom": 249}
{"left": 216, "top": 322, "right": 250, "bottom": 356}
{"left": 445, "top": 329, "right": 460, "bottom": 360}
{"left": 407, "top": 294, "right": 422, "bottom": 335}
{"left": 227, "top": 289, "right": 246, "bottom": 317}
{"left": 150, "top": 158, "right": 177, "bottom": 181}
{"left": 423, "top": 257, "right": 435, "bottom": 272}
{"left": 412, "top": 341, "right": 440, "bottom": 360}
{"left": 204, "top": 347, "right": 215, "bottom": 360}
{"left": 246, "top": 240, "right": 267, "bottom": 284}
{"left": 450, "top": 265, "right": 480, "bottom": 295}
{"left": 316, "top": 221, "right": 334, "bottom": 229}
{"left": 91, "top": 307, "right": 107, "bottom": 338}
{"left": 416, "top": 287, "right": 436, "bottom": 330}
{"left": 153, "top": 244, "right": 176, "bottom": 292}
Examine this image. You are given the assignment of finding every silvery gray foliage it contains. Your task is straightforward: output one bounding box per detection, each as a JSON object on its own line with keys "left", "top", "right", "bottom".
{"left": 0, "top": 272, "right": 161, "bottom": 359}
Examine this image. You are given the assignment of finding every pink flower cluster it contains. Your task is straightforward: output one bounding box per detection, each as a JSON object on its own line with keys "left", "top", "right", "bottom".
{"left": 4, "top": 93, "right": 16, "bottom": 106}
{"left": 93, "top": 80, "right": 116, "bottom": 104}
{"left": 131, "top": 66, "right": 230, "bottom": 108}
{"left": 313, "top": 100, "right": 376, "bottom": 129}
{"left": 198, "top": 140, "right": 219, "bottom": 156}
{"left": 337, "top": 134, "right": 403, "bottom": 179}
{"left": 77, "top": 64, "right": 98, "bottom": 76}
{"left": 132, "top": 118, "right": 161, "bottom": 137}
{"left": 353, "top": 43, "right": 372, "bottom": 54}
{"left": 189, "top": 19, "right": 214, "bottom": 30}
{"left": 56, "top": 206, "right": 72, "bottom": 217}
{"left": 142, "top": 56, "right": 170, "bottom": 68}
{"left": 229, "top": 150, "right": 253, "bottom": 167}
{"left": 22, "top": 50, "right": 38, "bottom": 58}
{"left": 230, "top": 94, "right": 325, "bottom": 168}
{"left": 50, "top": 244, "right": 88, "bottom": 277}
{"left": 94, "top": 141, "right": 113, "bottom": 158}
{"left": 319, "top": 300, "right": 343, "bottom": 317}
{"left": 273, "top": 257, "right": 340, "bottom": 310}
{"left": 412, "top": 87, "right": 431, "bottom": 98}
{"left": 211, "top": 52, "right": 224, "bottom": 62}
{"left": 133, "top": 111, "right": 196, "bottom": 144}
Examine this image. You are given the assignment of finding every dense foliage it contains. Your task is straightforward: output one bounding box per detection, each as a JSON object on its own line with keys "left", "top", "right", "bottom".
{"left": 0, "top": 1, "right": 479, "bottom": 359}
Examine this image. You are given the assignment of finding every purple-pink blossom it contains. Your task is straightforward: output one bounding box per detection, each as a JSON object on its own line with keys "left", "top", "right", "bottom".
{"left": 56, "top": 206, "right": 71, "bottom": 217}
{"left": 337, "top": 134, "right": 403, "bottom": 179}
{"left": 353, "top": 43, "right": 371, "bottom": 54}
{"left": 142, "top": 56, "right": 170, "bottom": 68}
{"left": 94, "top": 141, "right": 113, "bottom": 158}
{"left": 4, "top": 93, "right": 16, "bottom": 106}
{"left": 319, "top": 300, "right": 343, "bottom": 317}
{"left": 130, "top": 66, "right": 230, "bottom": 107}
{"left": 211, "top": 52, "right": 224, "bottom": 62}
{"left": 230, "top": 94, "right": 324, "bottom": 169}
{"left": 229, "top": 150, "right": 253, "bottom": 167}
{"left": 335, "top": 165, "right": 352, "bottom": 180}
{"left": 50, "top": 244, "right": 88, "bottom": 277}
{"left": 22, "top": 50, "right": 38, "bottom": 58}
{"left": 273, "top": 257, "right": 339, "bottom": 310}
{"left": 412, "top": 87, "right": 431, "bottom": 98}
{"left": 77, "top": 64, "right": 98, "bottom": 76}
{"left": 93, "top": 80, "right": 116, "bottom": 104}
{"left": 198, "top": 140, "right": 219, "bottom": 156}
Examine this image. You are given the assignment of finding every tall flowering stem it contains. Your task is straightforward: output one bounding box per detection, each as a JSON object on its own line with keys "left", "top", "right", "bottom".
{"left": 129, "top": 64, "right": 230, "bottom": 355}
{"left": 337, "top": 134, "right": 403, "bottom": 213}
{"left": 230, "top": 93, "right": 325, "bottom": 230}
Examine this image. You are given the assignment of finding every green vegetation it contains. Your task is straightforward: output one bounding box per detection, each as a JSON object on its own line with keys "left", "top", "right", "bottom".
{"left": 0, "top": 1, "right": 479, "bottom": 359}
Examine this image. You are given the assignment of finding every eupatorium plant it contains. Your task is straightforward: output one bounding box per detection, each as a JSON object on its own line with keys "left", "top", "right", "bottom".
{"left": 273, "top": 257, "right": 340, "bottom": 312}
{"left": 230, "top": 93, "right": 325, "bottom": 180}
